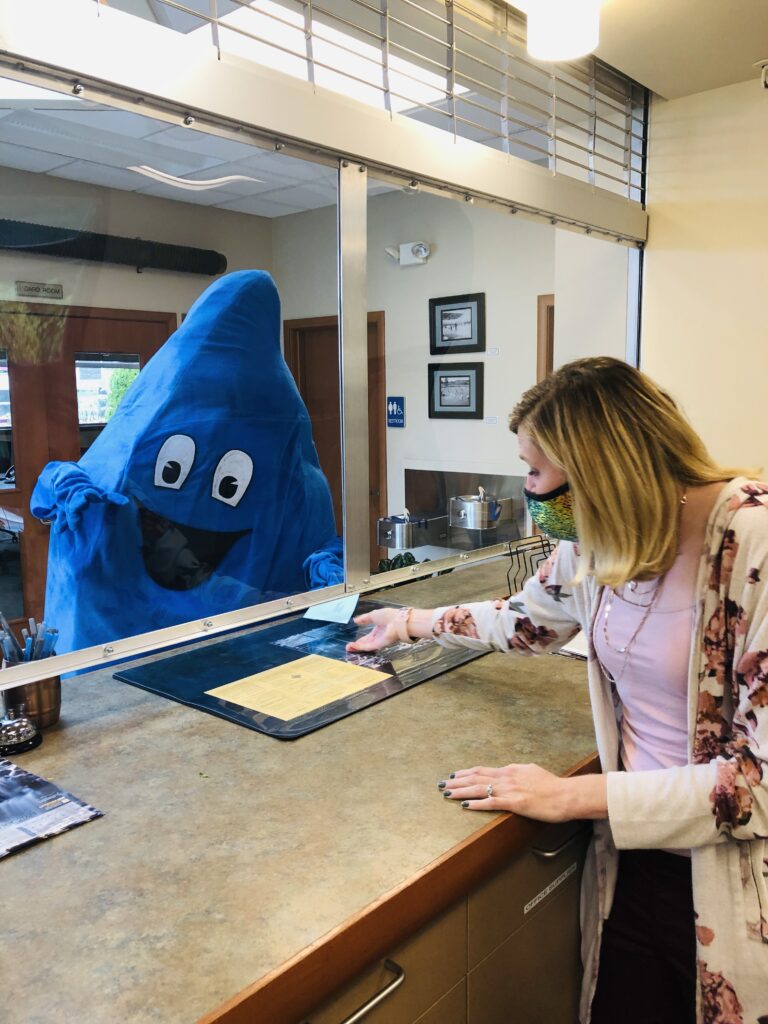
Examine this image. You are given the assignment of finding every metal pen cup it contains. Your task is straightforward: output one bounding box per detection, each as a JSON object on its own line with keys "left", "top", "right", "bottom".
{"left": 1, "top": 676, "right": 61, "bottom": 729}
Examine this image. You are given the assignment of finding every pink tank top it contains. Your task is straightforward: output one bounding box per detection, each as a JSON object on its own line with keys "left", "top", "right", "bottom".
{"left": 593, "top": 582, "right": 694, "bottom": 776}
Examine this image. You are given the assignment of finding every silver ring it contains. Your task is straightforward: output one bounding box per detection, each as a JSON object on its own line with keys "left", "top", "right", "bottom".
{"left": 486, "top": 783, "right": 494, "bottom": 798}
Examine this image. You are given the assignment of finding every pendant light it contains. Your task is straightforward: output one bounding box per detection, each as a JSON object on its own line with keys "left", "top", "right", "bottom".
{"left": 519, "top": 0, "right": 601, "bottom": 62}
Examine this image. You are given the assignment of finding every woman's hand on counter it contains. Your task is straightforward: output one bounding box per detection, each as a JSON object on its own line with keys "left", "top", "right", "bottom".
{"left": 345, "top": 607, "right": 434, "bottom": 653}
{"left": 438, "top": 763, "right": 608, "bottom": 822}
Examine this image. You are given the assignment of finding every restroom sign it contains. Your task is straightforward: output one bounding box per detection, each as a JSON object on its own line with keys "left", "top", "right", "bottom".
{"left": 387, "top": 396, "right": 405, "bottom": 428}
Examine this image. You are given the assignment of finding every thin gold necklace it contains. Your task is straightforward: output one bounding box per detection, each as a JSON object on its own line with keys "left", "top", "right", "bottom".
{"left": 601, "top": 575, "right": 665, "bottom": 682}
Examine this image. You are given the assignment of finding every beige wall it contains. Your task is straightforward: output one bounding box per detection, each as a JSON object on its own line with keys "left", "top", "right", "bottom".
{"left": 0, "top": 167, "right": 273, "bottom": 314}
{"left": 642, "top": 79, "right": 768, "bottom": 471}
{"left": 553, "top": 228, "right": 630, "bottom": 367}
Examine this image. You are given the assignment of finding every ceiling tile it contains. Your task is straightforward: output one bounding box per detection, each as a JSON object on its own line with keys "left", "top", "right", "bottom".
{"left": 256, "top": 182, "right": 337, "bottom": 210}
{"left": 0, "top": 142, "right": 71, "bottom": 173}
{"left": 135, "top": 182, "right": 243, "bottom": 206}
{"left": 250, "top": 150, "right": 339, "bottom": 183}
{"left": 367, "top": 182, "right": 399, "bottom": 196}
{"left": 595, "top": 0, "right": 768, "bottom": 99}
{"left": 0, "top": 110, "right": 218, "bottom": 173}
{"left": 50, "top": 108, "right": 175, "bottom": 139}
{"left": 213, "top": 194, "right": 306, "bottom": 217}
{"left": 49, "top": 161, "right": 148, "bottom": 191}
{"left": 141, "top": 124, "right": 264, "bottom": 162}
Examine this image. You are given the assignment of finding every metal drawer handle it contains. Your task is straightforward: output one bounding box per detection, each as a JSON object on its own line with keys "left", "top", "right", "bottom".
{"left": 338, "top": 958, "right": 406, "bottom": 1024}
{"left": 531, "top": 825, "right": 588, "bottom": 859}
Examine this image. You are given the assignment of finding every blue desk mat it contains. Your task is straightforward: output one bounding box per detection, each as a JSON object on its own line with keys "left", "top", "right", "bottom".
{"left": 114, "top": 601, "right": 486, "bottom": 739}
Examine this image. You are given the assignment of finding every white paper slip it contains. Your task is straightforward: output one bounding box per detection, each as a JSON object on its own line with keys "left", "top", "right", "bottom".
{"left": 558, "top": 629, "right": 589, "bottom": 660}
{"left": 304, "top": 592, "right": 360, "bottom": 624}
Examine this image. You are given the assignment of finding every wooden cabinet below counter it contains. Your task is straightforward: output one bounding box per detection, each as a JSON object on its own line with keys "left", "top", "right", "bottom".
{"left": 300, "top": 821, "right": 590, "bottom": 1024}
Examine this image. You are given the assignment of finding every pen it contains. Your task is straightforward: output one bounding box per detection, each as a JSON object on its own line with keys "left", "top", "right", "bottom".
{"left": 0, "top": 634, "right": 16, "bottom": 664}
{"left": 32, "top": 632, "right": 45, "bottom": 661}
{"left": 41, "top": 628, "right": 59, "bottom": 659}
{"left": 0, "top": 613, "right": 22, "bottom": 658}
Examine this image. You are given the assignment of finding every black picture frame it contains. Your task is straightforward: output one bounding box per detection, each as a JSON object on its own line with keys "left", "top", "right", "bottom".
{"left": 428, "top": 292, "right": 486, "bottom": 355}
{"left": 428, "top": 362, "right": 484, "bottom": 419}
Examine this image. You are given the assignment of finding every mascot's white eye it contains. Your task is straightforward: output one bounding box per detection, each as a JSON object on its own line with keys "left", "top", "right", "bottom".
{"left": 154, "top": 435, "right": 196, "bottom": 490}
{"left": 212, "top": 450, "right": 253, "bottom": 507}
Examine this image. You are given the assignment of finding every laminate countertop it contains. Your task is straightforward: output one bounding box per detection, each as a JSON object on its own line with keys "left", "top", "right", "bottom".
{"left": 1, "top": 560, "right": 595, "bottom": 1024}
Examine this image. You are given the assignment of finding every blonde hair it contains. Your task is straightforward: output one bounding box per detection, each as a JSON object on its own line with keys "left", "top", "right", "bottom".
{"left": 510, "top": 357, "right": 752, "bottom": 587}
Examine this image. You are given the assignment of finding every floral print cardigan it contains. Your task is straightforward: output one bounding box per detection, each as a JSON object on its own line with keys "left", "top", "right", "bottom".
{"left": 430, "top": 478, "right": 768, "bottom": 1024}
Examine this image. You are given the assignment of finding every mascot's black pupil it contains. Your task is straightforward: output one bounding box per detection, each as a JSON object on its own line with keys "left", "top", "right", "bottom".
{"left": 162, "top": 461, "right": 182, "bottom": 484}
{"left": 218, "top": 475, "right": 238, "bottom": 500}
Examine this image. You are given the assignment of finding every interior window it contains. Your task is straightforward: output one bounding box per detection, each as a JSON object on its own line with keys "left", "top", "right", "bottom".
{"left": 76, "top": 352, "right": 141, "bottom": 455}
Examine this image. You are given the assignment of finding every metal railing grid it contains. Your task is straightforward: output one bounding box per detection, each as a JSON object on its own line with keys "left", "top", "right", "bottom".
{"left": 103, "top": 0, "right": 647, "bottom": 200}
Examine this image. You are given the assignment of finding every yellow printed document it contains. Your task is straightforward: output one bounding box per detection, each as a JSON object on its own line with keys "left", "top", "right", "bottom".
{"left": 205, "top": 655, "right": 391, "bottom": 721}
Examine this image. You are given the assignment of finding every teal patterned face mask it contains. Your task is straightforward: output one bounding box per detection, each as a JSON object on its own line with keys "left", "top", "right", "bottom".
{"left": 524, "top": 482, "right": 578, "bottom": 541}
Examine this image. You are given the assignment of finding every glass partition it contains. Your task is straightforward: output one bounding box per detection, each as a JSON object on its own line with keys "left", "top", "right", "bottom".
{"left": 0, "top": 350, "right": 13, "bottom": 487}
{"left": 364, "top": 173, "right": 632, "bottom": 575}
{"left": 0, "top": 348, "right": 23, "bottom": 620}
{"left": 0, "top": 76, "right": 343, "bottom": 663}
{"left": 0, "top": 68, "right": 639, "bottom": 679}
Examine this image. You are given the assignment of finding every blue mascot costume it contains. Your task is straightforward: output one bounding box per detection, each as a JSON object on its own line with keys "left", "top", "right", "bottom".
{"left": 31, "top": 270, "right": 343, "bottom": 654}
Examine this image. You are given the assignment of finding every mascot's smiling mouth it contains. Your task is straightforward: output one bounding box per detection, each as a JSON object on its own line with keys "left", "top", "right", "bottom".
{"left": 138, "top": 505, "right": 249, "bottom": 591}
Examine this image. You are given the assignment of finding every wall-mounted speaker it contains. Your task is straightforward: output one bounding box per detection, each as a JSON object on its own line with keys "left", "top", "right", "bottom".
{"left": 0, "top": 218, "right": 227, "bottom": 276}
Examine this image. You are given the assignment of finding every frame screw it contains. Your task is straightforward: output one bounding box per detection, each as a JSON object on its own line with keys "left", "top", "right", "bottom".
{"left": 183, "top": 114, "right": 195, "bottom": 126}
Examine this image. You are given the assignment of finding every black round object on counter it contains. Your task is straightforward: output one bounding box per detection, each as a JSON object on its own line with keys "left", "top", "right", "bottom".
{"left": 0, "top": 707, "right": 43, "bottom": 756}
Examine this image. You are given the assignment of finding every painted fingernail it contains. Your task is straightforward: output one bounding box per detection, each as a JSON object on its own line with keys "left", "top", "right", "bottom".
{"left": 437, "top": 780, "right": 446, "bottom": 789}
{"left": 449, "top": 772, "right": 456, "bottom": 779}
{"left": 461, "top": 801, "right": 469, "bottom": 808}
{"left": 443, "top": 790, "right": 453, "bottom": 798}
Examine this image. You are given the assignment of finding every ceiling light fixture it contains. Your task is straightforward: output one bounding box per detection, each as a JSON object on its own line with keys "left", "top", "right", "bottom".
{"left": 515, "top": 0, "right": 600, "bottom": 62}
{"left": 128, "top": 165, "right": 264, "bottom": 191}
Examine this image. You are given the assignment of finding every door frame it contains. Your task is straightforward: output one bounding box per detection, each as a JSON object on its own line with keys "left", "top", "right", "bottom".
{"left": 536, "top": 293, "right": 554, "bottom": 382}
{"left": 1, "top": 301, "right": 178, "bottom": 628}
{"left": 283, "top": 311, "right": 388, "bottom": 571}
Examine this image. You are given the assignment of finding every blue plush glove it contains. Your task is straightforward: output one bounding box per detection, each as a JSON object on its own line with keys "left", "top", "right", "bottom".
{"left": 31, "top": 462, "right": 129, "bottom": 532}
{"left": 303, "top": 536, "right": 344, "bottom": 588}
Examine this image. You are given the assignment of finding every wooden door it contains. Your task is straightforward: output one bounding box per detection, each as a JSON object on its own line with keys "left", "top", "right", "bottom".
{"left": 0, "top": 304, "right": 176, "bottom": 631}
{"left": 284, "top": 313, "right": 387, "bottom": 571}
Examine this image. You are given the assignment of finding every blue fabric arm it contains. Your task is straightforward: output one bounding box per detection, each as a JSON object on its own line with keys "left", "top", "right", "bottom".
{"left": 303, "top": 536, "right": 344, "bottom": 588}
{"left": 31, "top": 461, "right": 129, "bottom": 533}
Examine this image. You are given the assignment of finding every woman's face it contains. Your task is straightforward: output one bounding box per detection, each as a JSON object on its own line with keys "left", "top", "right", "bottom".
{"left": 518, "top": 428, "right": 567, "bottom": 494}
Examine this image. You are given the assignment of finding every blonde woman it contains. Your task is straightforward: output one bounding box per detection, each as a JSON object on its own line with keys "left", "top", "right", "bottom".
{"left": 347, "top": 357, "right": 768, "bottom": 1024}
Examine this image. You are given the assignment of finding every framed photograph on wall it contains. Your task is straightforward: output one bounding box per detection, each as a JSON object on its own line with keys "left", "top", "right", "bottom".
{"left": 428, "top": 362, "right": 484, "bottom": 419}
{"left": 429, "top": 293, "right": 485, "bottom": 355}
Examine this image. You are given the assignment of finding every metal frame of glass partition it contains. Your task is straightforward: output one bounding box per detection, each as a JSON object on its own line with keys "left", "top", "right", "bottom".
{"left": 0, "top": 52, "right": 646, "bottom": 686}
